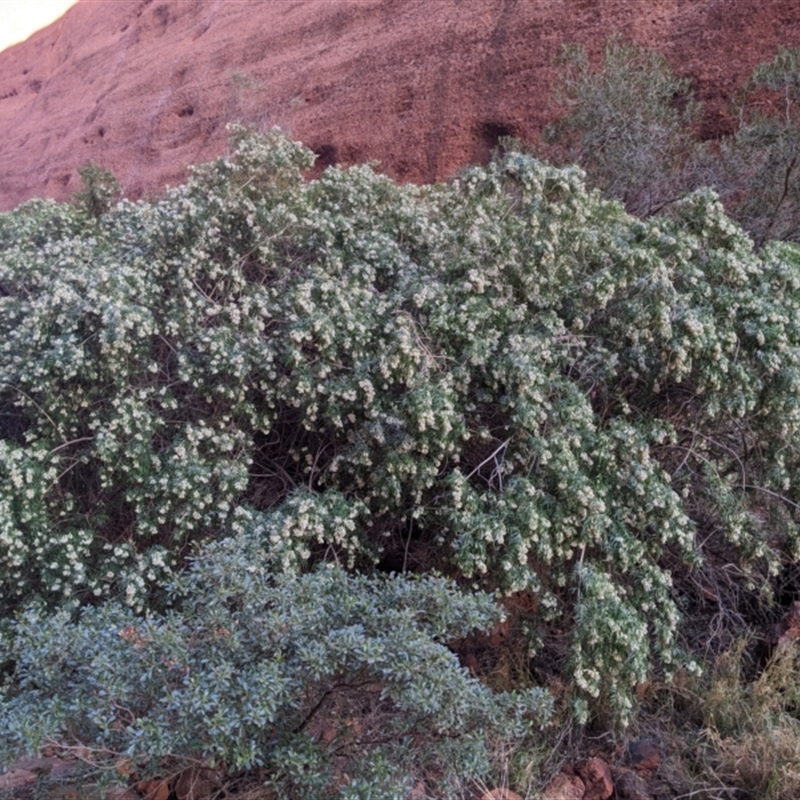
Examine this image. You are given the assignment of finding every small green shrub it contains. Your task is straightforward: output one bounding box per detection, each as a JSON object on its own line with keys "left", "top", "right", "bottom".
{"left": 543, "top": 38, "right": 800, "bottom": 247}
{"left": 0, "top": 531, "right": 551, "bottom": 799}
{"left": 713, "top": 47, "right": 800, "bottom": 246}
{"left": 542, "top": 34, "right": 703, "bottom": 216}
{"left": 74, "top": 162, "right": 121, "bottom": 220}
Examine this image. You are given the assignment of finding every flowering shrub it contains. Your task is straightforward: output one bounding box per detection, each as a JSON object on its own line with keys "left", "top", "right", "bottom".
{"left": 3, "top": 125, "right": 800, "bottom": 724}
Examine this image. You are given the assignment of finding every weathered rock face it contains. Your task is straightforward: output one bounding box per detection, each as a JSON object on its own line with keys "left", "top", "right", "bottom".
{"left": 0, "top": 0, "right": 799, "bottom": 210}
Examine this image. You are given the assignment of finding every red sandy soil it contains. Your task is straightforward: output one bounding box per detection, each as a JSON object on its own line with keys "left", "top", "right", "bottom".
{"left": 0, "top": 0, "right": 799, "bottom": 210}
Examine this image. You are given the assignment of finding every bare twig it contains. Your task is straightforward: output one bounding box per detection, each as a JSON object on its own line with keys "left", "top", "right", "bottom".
{"left": 465, "top": 438, "right": 511, "bottom": 482}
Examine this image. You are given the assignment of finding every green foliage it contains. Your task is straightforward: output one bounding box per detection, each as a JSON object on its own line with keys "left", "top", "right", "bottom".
{"left": 714, "top": 47, "right": 800, "bottom": 245}
{"left": 543, "top": 34, "right": 702, "bottom": 216}
{"left": 0, "top": 534, "right": 551, "bottom": 798}
{"left": 3, "top": 124, "right": 800, "bottom": 731}
{"left": 74, "top": 163, "right": 121, "bottom": 220}
{"left": 543, "top": 38, "right": 800, "bottom": 247}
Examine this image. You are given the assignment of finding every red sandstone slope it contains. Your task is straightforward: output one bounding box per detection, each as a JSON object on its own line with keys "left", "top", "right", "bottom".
{"left": 0, "top": 0, "right": 799, "bottom": 211}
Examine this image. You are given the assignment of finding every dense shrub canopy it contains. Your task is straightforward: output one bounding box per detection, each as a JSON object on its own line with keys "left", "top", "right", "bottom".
{"left": 4, "top": 124, "right": 800, "bottom": 774}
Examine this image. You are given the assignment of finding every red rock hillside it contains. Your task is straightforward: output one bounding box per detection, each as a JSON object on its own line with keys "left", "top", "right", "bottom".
{"left": 1, "top": 0, "right": 800, "bottom": 210}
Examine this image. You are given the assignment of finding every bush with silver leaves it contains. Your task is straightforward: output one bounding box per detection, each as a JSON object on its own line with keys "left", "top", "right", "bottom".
{"left": 0, "top": 531, "right": 551, "bottom": 798}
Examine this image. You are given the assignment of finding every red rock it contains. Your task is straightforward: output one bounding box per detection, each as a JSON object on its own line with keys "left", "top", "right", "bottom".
{"left": 0, "top": 756, "right": 78, "bottom": 792}
{"left": 628, "top": 739, "right": 661, "bottom": 772}
{"left": 7, "top": 756, "right": 55, "bottom": 773}
{"left": 771, "top": 600, "right": 800, "bottom": 650}
{"left": 541, "top": 772, "right": 586, "bottom": 800}
{"left": 0, "top": 1, "right": 799, "bottom": 211}
{"left": 576, "top": 757, "right": 614, "bottom": 800}
{"left": 0, "top": 767, "right": 38, "bottom": 791}
{"left": 174, "top": 767, "right": 217, "bottom": 800}
{"left": 613, "top": 767, "right": 653, "bottom": 800}
{"left": 135, "top": 778, "right": 170, "bottom": 800}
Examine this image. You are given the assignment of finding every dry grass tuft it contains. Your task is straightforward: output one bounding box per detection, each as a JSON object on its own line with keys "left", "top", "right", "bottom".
{"left": 697, "top": 640, "right": 800, "bottom": 800}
